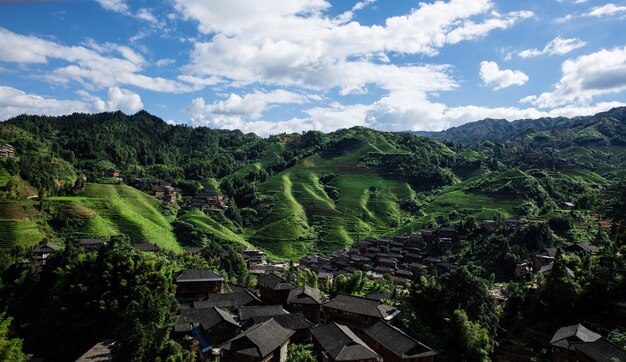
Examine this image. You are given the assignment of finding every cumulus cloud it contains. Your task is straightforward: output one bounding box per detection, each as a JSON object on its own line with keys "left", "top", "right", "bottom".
{"left": 185, "top": 89, "right": 323, "bottom": 131}
{"left": 479, "top": 61, "right": 529, "bottom": 90}
{"left": 95, "top": 0, "right": 129, "bottom": 14}
{"left": 586, "top": 3, "right": 626, "bottom": 17}
{"left": 519, "top": 36, "right": 586, "bottom": 58}
{"left": 0, "top": 85, "right": 144, "bottom": 121}
{"left": 0, "top": 28, "right": 195, "bottom": 93}
{"left": 522, "top": 46, "right": 626, "bottom": 108}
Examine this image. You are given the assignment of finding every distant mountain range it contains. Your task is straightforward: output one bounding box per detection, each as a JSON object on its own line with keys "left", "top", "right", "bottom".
{"left": 416, "top": 107, "right": 626, "bottom": 145}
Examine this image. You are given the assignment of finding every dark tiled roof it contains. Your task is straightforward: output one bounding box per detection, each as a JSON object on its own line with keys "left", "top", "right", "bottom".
{"left": 550, "top": 324, "right": 601, "bottom": 345}
{"left": 33, "top": 241, "right": 61, "bottom": 253}
{"left": 322, "top": 294, "right": 392, "bottom": 318}
{"left": 257, "top": 273, "right": 294, "bottom": 290}
{"left": 133, "top": 242, "right": 160, "bottom": 252}
{"left": 311, "top": 322, "right": 379, "bottom": 361}
{"left": 238, "top": 305, "right": 287, "bottom": 321}
{"left": 174, "top": 306, "right": 239, "bottom": 333}
{"left": 193, "top": 289, "right": 260, "bottom": 309}
{"left": 175, "top": 269, "right": 223, "bottom": 283}
{"left": 252, "top": 312, "right": 313, "bottom": 330}
{"left": 574, "top": 338, "right": 626, "bottom": 361}
{"left": 287, "top": 285, "right": 323, "bottom": 305}
{"left": 75, "top": 339, "right": 115, "bottom": 362}
{"left": 220, "top": 318, "right": 295, "bottom": 358}
{"left": 363, "top": 321, "right": 437, "bottom": 359}
{"left": 78, "top": 238, "right": 103, "bottom": 246}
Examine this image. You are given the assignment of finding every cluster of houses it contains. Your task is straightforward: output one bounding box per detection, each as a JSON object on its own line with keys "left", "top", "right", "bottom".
{"left": 296, "top": 228, "right": 465, "bottom": 287}
{"left": 0, "top": 143, "right": 15, "bottom": 158}
{"left": 188, "top": 188, "right": 228, "bottom": 212}
{"left": 171, "top": 268, "right": 437, "bottom": 361}
{"left": 133, "top": 178, "right": 180, "bottom": 204}
{"left": 515, "top": 242, "right": 599, "bottom": 279}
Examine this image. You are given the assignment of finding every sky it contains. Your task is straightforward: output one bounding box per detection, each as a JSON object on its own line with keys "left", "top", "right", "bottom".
{"left": 1, "top": 0, "right": 626, "bottom": 136}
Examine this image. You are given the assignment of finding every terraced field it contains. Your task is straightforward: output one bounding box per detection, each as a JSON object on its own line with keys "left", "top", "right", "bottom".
{"left": 179, "top": 210, "right": 251, "bottom": 249}
{"left": 252, "top": 133, "right": 417, "bottom": 258}
{"left": 48, "top": 184, "right": 181, "bottom": 252}
{"left": 0, "top": 202, "right": 45, "bottom": 249}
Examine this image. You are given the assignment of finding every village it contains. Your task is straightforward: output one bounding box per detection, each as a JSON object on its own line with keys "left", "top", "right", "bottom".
{"left": 29, "top": 216, "right": 624, "bottom": 362}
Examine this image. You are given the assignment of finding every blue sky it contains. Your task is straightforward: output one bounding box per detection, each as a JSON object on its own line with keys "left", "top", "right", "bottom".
{"left": 1, "top": 0, "right": 626, "bottom": 135}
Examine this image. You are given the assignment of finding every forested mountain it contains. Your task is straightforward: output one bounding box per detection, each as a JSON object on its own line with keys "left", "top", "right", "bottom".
{"left": 417, "top": 106, "right": 626, "bottom": 145}
{"left": 1, "top": 108, "right": 625, "bottom": 259}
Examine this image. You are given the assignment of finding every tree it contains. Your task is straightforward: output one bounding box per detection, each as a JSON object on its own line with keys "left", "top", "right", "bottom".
{"left": 287, "top": 343, "right": 316, "bottom": 362}
{"left": 0, "top": 313, "right": 30, "bottom": 362}
{"left": 450, "top": 309, "right": 494, "bottom": 362}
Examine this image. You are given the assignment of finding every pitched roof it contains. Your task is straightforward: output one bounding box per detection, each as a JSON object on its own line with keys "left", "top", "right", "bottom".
{"left": 33, "top": 241, "right": 61, "bottom": 253}
{"left": 174, "top": 306, "right": 240, "bottom": 333}
{"left": 175, "top": 269, "right": 223, "bottom": 283}
{"left": 257, "top": 273, "right": 294, "bottom": 290}
{"left": 252, "top": 312, "right": 313, "bottom": 330}
{"left": 311, "top": 322, "right": 379, "bottom": 361}
{"left": 574, "top": 337, "right": 626, "bottom": 361}
{"left": 133, "top": 242, "right": 160, "bottom": 252}
{"left": 363, "top": 321, "right": 437, "bottom": 359}
{"left": 193, "top": 289, "right": 260, "bottom": 309}
{"left": 550, "top": 324, "right": 601, "bottom": 346}
{"left": 75, "top": 339, "right": 115, "bottom": 362}
{"left": 238, "top": 305, "right": 287, "bottom": 321}
{"left": 287, "top": 285, "right": 323, "bottom": 305}
{"left": 220, "top": 318, "right": 295, "bottom": 358}
{"left": 322, "top": 294, "right": 395, "bottom": 318}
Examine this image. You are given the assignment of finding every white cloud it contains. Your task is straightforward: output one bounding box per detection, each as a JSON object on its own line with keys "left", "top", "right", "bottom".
{"left": 185, "top": 89, "right": 322, "bottom": 131}
{"left": 0, "top": 85, "right": 144, "bottom": 121}
{"left": 479, "top": 61, "right": 529, "bottom": 90}
{"left": 522, "top": 46, "right": 626, "bottom": 108}
{"left": 586, "top": 3, "right": 626, "bottom": 17}
{"left": 136, "top": 8, "right": 158, "bottom": 24}
{"left": 0, "top": 28, "right": 195, "bottom": 93}
{"left": 96, "top": 87, "right": 144, "bottom": 114}
{"left": 155, "top": 58, "right": 176, "bottom": 67}
{"left": 519, "top": 36, "right": 586, "bottom": 58}
{"left": 95, "top": 0, "right": 129, "bottom": 14}
{"left": 0, "top": 86, "right": 91, "bottom": 120}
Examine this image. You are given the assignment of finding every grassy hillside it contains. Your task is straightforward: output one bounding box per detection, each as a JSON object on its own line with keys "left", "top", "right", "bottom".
{"left": 47, "top": 184, "right": 181, "bottom": 251}
{"left": 0, "top": 202, "right": 45, "bottom": 249}
{"left": 251, "top": 129, "right": 443, "bottom": 258}
{"left": 178, "top": 210, "right": 251, "bottom": 249}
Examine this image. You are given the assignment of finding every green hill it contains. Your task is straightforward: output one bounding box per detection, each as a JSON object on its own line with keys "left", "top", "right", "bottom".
{"left": 47, "top": 184, "right": 181, "bottom": 251}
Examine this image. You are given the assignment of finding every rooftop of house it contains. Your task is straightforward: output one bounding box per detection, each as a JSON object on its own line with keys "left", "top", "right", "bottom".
{"left": 238, "top": 305, "right": 288, "bottom": 321}
{"left": 78, "top": 238, "right": 104, "bottom": 246}
{"left": 287, "top": 285, "right": 323, "bottom": 305}
{"left": 219, "top": 318, "right": 295, "bottom": 358}
{"left": 311, "top": 322, "right": 380, "bottom": 361}
{"left": 174, "top": 306, "right": 240, "bottom": 333}
{"left": 75, "top": 339, "right": 115, "bottom": 362}
{"left": 33, "top": 241, "right": 61, "bottom": 253}
{"left": 133, "top": 242, "right": 160, "bottom": 252}
{"left": 573, "top": 337, "right": 626, "bottom": 361}
{"left": 252, "top": 312, "right": 313, "bottom": 331}
{"left": 175, "top": 269, "right": 224, "bottom": 283}
{"left": 257, "top": 273, "right": 295, "bottom": 290}
{"left": 363, "top": 321, "right": 438, "bottom": 359}
{"left": 550, "top": 324, "right": 601, "bottom": 348}
{"left": 322, "top": 294, "right": 398, "bottom": 320}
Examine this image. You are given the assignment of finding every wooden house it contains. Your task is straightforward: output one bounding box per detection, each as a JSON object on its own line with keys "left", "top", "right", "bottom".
{"left": 286, "top": 285, "right": 324, "bottom": 323}
{"left": 362, "top": 321, "right": 438, "bottom": 362}
{"left": 219, "top": 318, "right": 294, "bottom": 362}
{"left": 256, "top": 273, "right": 295, "bottom": 306}
{"left": 321, "top": 294, "right": 400, "bottom": 329}
{"left": 310, "top": 322, "right": 380, "bottom": 362}
{"left": 550, "top": 324, "right": 626, "bottom": 362}
{"left": 0, "top": 143, "right": 15, "bottom": 158}
{"left": 174, "top": 306, "right": 240, "bottom": 345}
{"left": 174, "top": 269, "right": 224, "bottom": 300}
{"left": 32, "top": 241, "right": 61, "bottom": 267}
{"left": 133, "top": 242, "right": 161, "bottom": 253}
